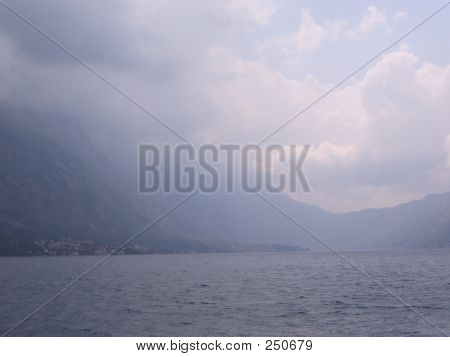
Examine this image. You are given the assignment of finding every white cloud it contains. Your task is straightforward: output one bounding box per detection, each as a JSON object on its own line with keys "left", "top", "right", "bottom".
{"left": 202, "top": 45, "right": 450, "bottom": 211}
{"left": 227, "top": 0, "right": 278, "bottom": 25}
{"left": 255, "top": 4, "right": 397, "bottom": 76}
{"left": 357, "top": 5, "right": 389, "bottom": 34}
{"left": 309, "top": 142, "right": 357, "bottom": 167}
{"left": 394, "top": 11, "right": 407, "bottom": 21}
{"left": 293, "top": 9, "right": 326, "bottom": 52}
{"left": 326, "top": 5, "right": 391, "bottom": 40}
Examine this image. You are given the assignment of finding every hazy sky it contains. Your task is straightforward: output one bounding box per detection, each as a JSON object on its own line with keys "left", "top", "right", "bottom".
{"left": 0, "top": 0, "right": 449, "bottom": 212}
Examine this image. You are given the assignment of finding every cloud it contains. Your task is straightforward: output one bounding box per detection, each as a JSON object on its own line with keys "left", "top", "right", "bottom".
{"left": 309, "top": 142, "right": 357, "bottom": 167}
{"left": 284, "top": 5, "right": 391, "bottom": 52}
{"left": 304, "top": 51, "right": 450, "bottom": 210}
{"left": 255, "top": 5, "right": 396, "bottom": 78}
{"left": 444, "top": 134, "right": 450, "bottom": 167}
{"left": 227, "top": 0, "right": 278, "bottom": 25}
{"left": 394, "top": 11, "right": 408, "bottom": 21}
{"left": 202, "top": 45, "right": 450, "bottom": 211}
{"left": 293, "top": 9, "right": 326, "bottom": 52}
{"left": 0, "top": 0, "right": 447, "bottom": 212}
{"left": 357, "top": 5, "right": 389, "bottom": 34}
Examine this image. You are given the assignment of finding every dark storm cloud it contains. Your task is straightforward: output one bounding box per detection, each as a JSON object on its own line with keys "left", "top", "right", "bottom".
{"left": 0, "top": 0, "right": 182, "bottom": 81}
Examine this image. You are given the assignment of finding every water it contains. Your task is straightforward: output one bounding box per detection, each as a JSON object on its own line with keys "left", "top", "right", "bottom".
{"left": 1, "top": 250, "right": 450, "bottom": 336}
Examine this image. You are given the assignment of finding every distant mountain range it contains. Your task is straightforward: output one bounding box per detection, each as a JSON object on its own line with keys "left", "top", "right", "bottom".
{"left": 171, "top": 189, "right": 450, "bottom": 251}
{"left": 1, "top": 103, "right": 450, "bottom": 255}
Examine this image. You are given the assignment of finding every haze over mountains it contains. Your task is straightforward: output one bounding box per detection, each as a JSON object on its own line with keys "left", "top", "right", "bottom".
{"left": 1, "top": 104, "right": 450, "bottom": 255}
{"left": 0, "top": 103, "right": 205, "bottom": 255}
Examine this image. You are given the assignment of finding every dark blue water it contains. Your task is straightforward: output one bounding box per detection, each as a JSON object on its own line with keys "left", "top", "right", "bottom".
{"left": 1, "top": 250, "right": 450, "bottom": 336}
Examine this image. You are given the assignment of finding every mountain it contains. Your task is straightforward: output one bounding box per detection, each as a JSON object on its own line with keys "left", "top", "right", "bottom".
{"left": 171, "top": 189, "right": 450, "bottom": 251}
{"left": 0, "top": 106, "right": 145, "bottom": 253}
{"left": 1, "top": 103, "right": 450, "bottom": 255}
{"left": 338, "top": 192, "right": 450, "bottom": 249}
{"left": 0, "top": 104, "right": 215, "bottom": 255}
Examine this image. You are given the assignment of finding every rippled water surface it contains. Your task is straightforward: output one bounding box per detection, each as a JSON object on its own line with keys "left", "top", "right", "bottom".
{"left": 1, "top": 250, "right": 450, "bottom": 336}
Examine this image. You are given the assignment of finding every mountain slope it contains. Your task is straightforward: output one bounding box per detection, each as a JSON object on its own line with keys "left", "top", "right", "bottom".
{"left": 0, "top": 113, "right": 147, "bottom": 253}
{"left": 0, "top": 104, "right": 207, "bottom": 255}
{"left": 170, "top": 189, "right": 450, "bottom": 251}
{"left": 2, "top": 104, "right": 450, "bottom": 254}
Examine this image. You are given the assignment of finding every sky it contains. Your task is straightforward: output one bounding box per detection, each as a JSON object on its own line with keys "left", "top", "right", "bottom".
{"left": 0, "top": 0, "right": 449, "bottom": 212}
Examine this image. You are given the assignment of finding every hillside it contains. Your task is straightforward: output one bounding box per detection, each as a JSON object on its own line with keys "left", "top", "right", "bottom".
{"left": 0, "top": 105, "right": 206, "bottom": 255}
{"left": 2, "top": 104, "right": 450, "bottom": 255}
